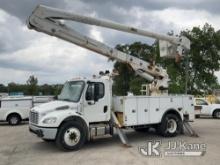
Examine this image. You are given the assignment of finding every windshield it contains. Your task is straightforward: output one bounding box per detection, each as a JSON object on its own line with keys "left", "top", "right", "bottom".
{"left": 58, "top": 81, "right": 85, "bottom": 102}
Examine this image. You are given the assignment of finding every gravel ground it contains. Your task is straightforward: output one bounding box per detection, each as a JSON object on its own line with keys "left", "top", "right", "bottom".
{"left": 0, "top": 117, "right": 219, "bottom": 165}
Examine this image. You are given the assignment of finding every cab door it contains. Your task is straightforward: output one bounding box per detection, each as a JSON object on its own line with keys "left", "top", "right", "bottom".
{"left": 195, "top": 99, "right": 210, "bottom": 115}
{"left": 83, "top": 82, "right": 110, "bottom": 122}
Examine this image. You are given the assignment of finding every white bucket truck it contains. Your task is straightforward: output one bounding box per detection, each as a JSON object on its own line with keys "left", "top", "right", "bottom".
{"left": 27, "top": 5, "right": 195, "bottom": 150}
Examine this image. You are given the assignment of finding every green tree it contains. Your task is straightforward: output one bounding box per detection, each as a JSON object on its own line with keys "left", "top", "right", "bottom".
{"left": 26, "top": 75, "right": 38, "bottom": 95}
{"left": 181, "top": 23, "right": 220, "bottom": 94}
{"left": 52, "top": 84, "right": 63, "bottom": 96}
{"left": 0, "top": 84, "right": 8, "bottom": 92}
{"left": 112, "top": 24, "right": 220, "bottom": 95}
{"left": 6, "top": 83, "right": 28, "bottom": 95}
{"left": 112, "top": 42, "right": 154, "bottom": 95}
{"left": 38, "top": 84, "right": 63, "bottom": 95}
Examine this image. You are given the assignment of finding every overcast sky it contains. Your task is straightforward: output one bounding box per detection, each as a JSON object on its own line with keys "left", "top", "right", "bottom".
{"left": 0, "top": 0, "right": 220, "bottom": 85}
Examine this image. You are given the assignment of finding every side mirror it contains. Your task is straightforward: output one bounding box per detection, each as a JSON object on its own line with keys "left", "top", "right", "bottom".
{"left": 86, "top": 83, "right": 96, "bottom": 102}
{"left": 86, "top": 82, "right": 100, "bottom": 103}
{"left": 94, "top": 84, "right": 100, "bottom": 102}
{"left": 86, "top": 89, "right": 94, "bottom": 100}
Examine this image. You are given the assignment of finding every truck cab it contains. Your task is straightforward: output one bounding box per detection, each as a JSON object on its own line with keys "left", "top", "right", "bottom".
{"left": 29, "top": 77, "right": 112, "bottom": 149}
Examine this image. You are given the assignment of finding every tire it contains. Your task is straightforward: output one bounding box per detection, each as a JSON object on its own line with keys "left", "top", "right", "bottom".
{"left": 56, "top": 121, "right": 86, "bottom": 151}
{"left": 8, "top": 114, "right": 21, "bottom": 125}
{"left": 157, "top": 113, "right": 182, "bottom": 137}
{"left": 213, "top": 109, "right": 220, "bottom": 118}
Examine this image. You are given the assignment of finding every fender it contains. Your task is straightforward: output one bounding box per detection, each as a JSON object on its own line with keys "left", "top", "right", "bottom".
{"left": 3, "top": 109, "right": 27, "bottom": 121}
{"left": 38, "top": 109, "right": 90, "bottom": 140}
{"left": 59, "top": 111, "right": 89, "bottom": 127}
{"left": 160, "top": 108, "right": 183, "bottom": 123}
{"left": 39, "top": 109, "right": 89, "bottom": 127}
{"left": 59, "top": 115, "right": 90, "bottom": 140}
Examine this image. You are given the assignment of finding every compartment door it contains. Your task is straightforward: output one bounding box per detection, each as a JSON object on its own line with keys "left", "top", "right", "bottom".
{"left": 137, "top": 98, "right": 150, "bottom": 125}
{"left": 124, "top": 98, "right": 137, "bottom": 126}
{"left": 149, "top": 98, "right": 160, "bottom": 124}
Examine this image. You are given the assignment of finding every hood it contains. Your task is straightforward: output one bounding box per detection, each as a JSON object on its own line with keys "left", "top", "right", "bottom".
{"left": 32, "top": 100, "right": 78, "bottom": 113}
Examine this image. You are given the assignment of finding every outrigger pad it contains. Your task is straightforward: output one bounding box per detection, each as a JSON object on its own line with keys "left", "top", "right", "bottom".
{"left": 183, "top": 121, "right": 199, "bottom": 137}
{"left": 111, "top": 112, "right": 131, "bottom": 147}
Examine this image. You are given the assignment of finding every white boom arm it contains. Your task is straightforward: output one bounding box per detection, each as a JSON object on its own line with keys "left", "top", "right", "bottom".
{"left": 27, "top": 5, "right": 190, "bottom": 91}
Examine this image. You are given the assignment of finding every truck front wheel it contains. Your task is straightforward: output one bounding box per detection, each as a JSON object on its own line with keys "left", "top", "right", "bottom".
{"left": 56, "top": 121, "right": 86, "bottom": 151}
{"left": 158, "top": 114, "right": 181, "bottom": 137}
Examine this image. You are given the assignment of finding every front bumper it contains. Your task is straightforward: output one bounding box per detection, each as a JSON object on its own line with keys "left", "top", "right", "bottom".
{"left": 29, "top": 124, "right": 58, "bottom": 140}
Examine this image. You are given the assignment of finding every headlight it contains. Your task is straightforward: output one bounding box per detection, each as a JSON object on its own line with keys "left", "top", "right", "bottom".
{"left": 42, "top": 117, "right": 57, "bottom": 124}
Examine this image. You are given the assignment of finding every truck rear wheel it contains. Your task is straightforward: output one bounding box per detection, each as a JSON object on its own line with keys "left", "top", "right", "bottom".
{"left": 158, "top": 114, "right": 181, "bottom": 137}
{"left": 8, "top": 114, "right": 21, "bottom": 125}
{"left": 56, "top": 121, "right": 86, "bottom": 151}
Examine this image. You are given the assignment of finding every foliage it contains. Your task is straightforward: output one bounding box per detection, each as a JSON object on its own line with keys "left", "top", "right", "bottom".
{"left": 0, "top": 76, "right": 63, "bottom": 96}
{"left": 113, "top": 23, "right": 220, "bottom": 95}
{"left": 26, "top": 75, "right": 38, "bottom": 95}
{"left": 112, "top": 42, "right": 154, "bottom": 95}
{"left": 181, "top": 23, "right": 220, "bottom": 94}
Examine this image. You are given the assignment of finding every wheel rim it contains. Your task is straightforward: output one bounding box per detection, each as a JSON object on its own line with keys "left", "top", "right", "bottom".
{"left": 10, "top": 117, "right": 18, "bottom": 124}
{"left": 216, "top": 111, "right": 220, "bottom": 118}
{"left": 167, "top": 119, "right": 177, "bottom": 133}
{"left": 64, "top": 127, "right": 81, "bottom": 146}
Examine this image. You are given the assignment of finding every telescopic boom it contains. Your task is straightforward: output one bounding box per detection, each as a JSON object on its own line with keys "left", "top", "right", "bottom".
{"left": 27, "top": 5, "right": 190, "bottom": 91}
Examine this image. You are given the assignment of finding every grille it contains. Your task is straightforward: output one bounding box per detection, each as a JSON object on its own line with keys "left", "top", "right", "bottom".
{"left": 30, "top": 111, "right": 39, "bottom": 124}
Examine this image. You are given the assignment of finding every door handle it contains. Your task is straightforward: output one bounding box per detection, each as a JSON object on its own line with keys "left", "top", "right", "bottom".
{"left": 103, "top": 106, "right": 108, "bottom": 113}
{"left": 132, "top": 109, "right": 136, "bottom": 113}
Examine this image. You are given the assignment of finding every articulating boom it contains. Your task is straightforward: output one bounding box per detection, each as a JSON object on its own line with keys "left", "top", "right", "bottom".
{"left": 27, "top": 5, "right": 190, "bottom": 92}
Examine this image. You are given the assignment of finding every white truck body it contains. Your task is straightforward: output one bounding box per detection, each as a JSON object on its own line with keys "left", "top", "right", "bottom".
{"left": 29, "top": 77, "right": 194, "bottom": 150}
{"left": 0, "top": 96, "right": 32, "bottom": 122}
{"left": 194, "top": 98, "right": 220, "bottom": 118}
{"left": 0, "top": 93, "right": 8, "bottom": 99}
{"left": 0, "top": 96, "right": 54, "bottom": 125}
{"left": 113, "top": 95, "right": 194, "bottom": 126}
